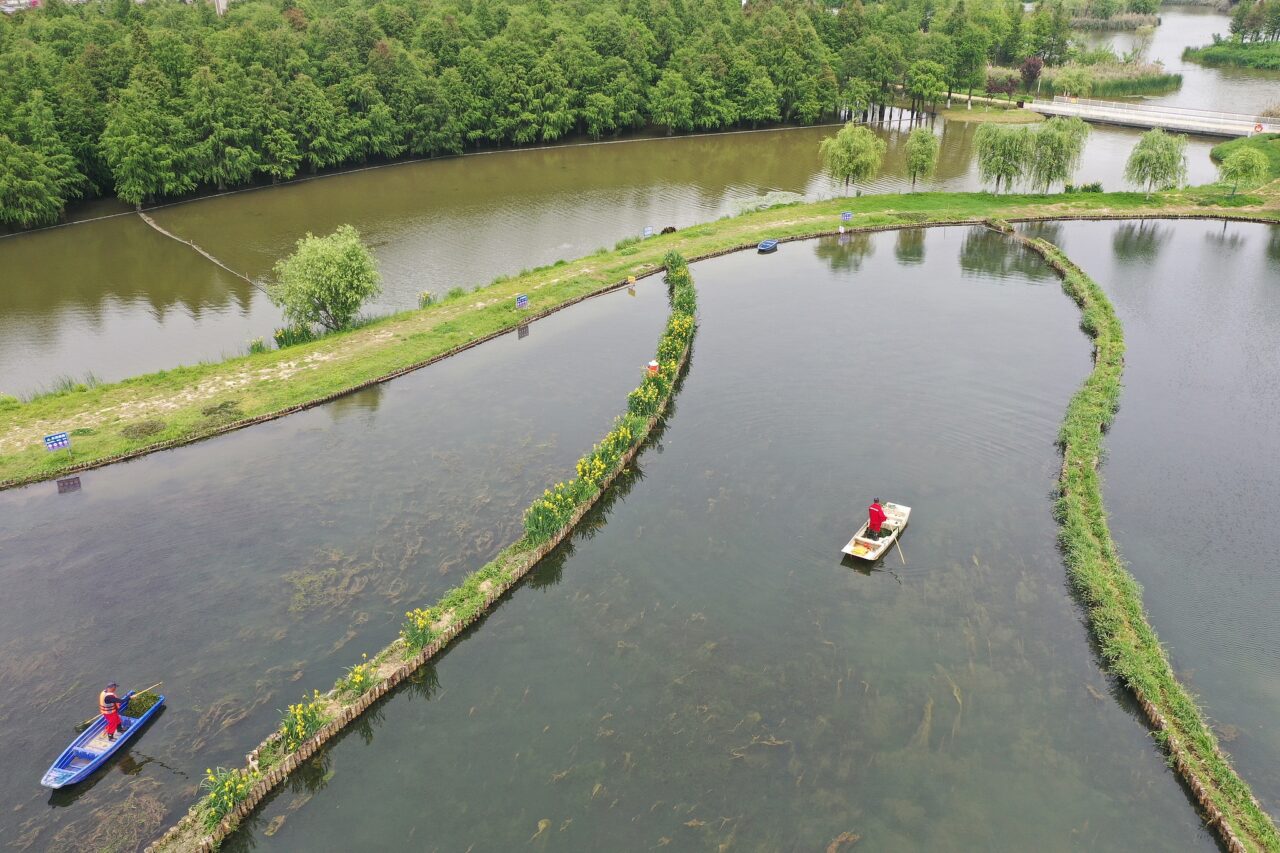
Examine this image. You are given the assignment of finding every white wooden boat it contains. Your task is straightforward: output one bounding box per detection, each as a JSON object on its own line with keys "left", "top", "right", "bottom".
{"left": 841, "top": 502, "right": 911, "bottom": 561}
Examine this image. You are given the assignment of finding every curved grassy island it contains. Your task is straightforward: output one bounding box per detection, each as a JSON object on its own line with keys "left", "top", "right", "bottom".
{"left": 127, "top": 216, "right": 1280, "bottom": 852}
{"left": 3, "top": 190, "right": 1278, "bottom": 491}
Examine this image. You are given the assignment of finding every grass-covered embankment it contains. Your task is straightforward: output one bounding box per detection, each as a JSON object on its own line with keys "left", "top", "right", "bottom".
{"left": 1008, "top": 226, "right": 1280, "bottom": 853}
{"left": 1184, "top": 42, "right": 1280, "bottom": 71}
{"left": 1212, "top": 133, "right": 1280, "bottom": 179}
{"left": 4, "top": 190, "right": 1278, "bottom": 491}
{"left": 149, "top": 255, "right": 699, "bottom": 853}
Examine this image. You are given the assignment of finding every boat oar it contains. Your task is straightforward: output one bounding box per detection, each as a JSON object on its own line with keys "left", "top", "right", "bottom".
{"left": 894, "top": 538, "right": 907, "bottom": 566}
{"left": 73, "top": 682, "right": 163, "bottom": 732}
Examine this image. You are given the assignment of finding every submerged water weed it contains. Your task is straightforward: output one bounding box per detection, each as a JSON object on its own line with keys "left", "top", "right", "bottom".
{"left": 336, "top": 655, "right": 376, "bottom": 699}
{"left": 279, "top": 692, "right": 327, "bottom": 753}
{"left": 401, "top": 607, "right": 439, "bottom": 651}
{"left": 199, "top": 766, "right": 262, "bottom": 831}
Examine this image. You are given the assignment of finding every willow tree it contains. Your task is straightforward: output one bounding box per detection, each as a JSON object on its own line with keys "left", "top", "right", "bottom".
{"left": 1124, "top": 128, "right": 1188, "bottom": 198}
{"left": 975, "top": 124, "right": 1032, "bottom": 193}
{"left": 904, "top": 127, "right": 940, "bottom": 190}
{"left": 819, "top": 123, "right": 887, "bottom": 195}
{"left": 1218, "top": 147, "right": 1269, "bottom": 197}
{"left": 1027, "top": 117, "right": 1090, "bottom": 193}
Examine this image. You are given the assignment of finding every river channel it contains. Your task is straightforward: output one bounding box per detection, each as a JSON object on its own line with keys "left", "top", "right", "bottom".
{"left": 1025, "top": 217, "right": 1280, "bottom": 819}
{"left": 1081, "top": 7, "right": 1280, "bottom": 115}
{"left": 0, "top": 120, "right": 1223, "bottom": 398}
{"left": 0, "top": 279, "right": 672, "bottom": 850}
{"left": 209, "top": 228, "right": 1218, "bottom": 851}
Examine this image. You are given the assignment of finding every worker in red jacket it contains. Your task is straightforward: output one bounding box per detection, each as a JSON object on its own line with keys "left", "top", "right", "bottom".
{"left": 867, "top": 498, "right": 888, "bottom": 540}
{"left": 98, "top": 682, "right": 130, "bottom": 742}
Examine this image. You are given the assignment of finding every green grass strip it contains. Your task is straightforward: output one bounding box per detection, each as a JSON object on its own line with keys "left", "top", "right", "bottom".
{"left": 1017, "top": 231, "right": 1279, "bottom": 853}
{"left": 3, "top": 190, "right": 1278, "bottom": 490}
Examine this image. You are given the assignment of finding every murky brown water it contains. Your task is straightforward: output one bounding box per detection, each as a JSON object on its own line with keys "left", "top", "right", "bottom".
{"left": 0, "top": 121, "right": 1221, "bottom": 396}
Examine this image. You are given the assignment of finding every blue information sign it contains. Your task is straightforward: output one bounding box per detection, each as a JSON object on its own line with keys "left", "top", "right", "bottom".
{"left": 643, "top": 226, "right": 654, "bottom": 238}
{"left": 841, "top": 212, "right": 853, "bottom": 222}
{"left": 516, "top": 294, "right": 529, "bottom": 309}
{"left": 44, "top": 432, "right": 70, "bottom": 452}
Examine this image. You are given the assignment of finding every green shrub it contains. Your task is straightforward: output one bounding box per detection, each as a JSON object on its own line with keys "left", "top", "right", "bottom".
{"left": 199, "top": 766, "right": 262, "bottom": 831}
{"left": 335, "top": 655, "right": 377, "bottom": 699}
{"left": 273, "top": 325, "right": 314, "bottom": 349}
{"left": 247, "top": 337, "right": 268, "bottom": 355}
{"left": 401, "top": 608, "right": 439, "bottom": 651}
{"left": 0, "top": 394, "right": 18, "bottom": 412}
{"left": 279, "top": 692, "right": 327, "bottom": 752}
{"left": 614, "top": 235, "right": 641, "bottom": 250}
{"left": 446, "top": 286, "right": 467, "bottom": 300}
{"left": 418, "top": 290, "right": 435, "bottom": 308}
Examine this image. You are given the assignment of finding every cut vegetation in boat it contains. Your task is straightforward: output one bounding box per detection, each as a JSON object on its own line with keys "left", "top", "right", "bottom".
{"left": 42, "top": 690, "right": 166, "bottom": 789}
{"left": 842, "top": 502, "right": 911, "bottom": 561}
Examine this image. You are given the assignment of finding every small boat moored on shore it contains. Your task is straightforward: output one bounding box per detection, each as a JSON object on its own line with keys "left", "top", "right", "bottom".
{"left": 41, "top": 692, "right": 166, "bottom": 789}
{"left": 757, "top": 239, "right": 779, "bottom": 254}
{"left": 841, "top": 502, "right": 911, "bottom": 561}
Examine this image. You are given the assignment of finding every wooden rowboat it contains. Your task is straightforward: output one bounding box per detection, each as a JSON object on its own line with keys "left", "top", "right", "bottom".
{"left": 41, "top": 693, "right": 166, "bottom": 789}
{"left": 841, "top": 502, "right": 911, "bottom": 561}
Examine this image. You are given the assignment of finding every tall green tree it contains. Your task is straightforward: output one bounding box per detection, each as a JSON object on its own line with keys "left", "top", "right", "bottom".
{"left": 904, "top": 127, "right": 940, "bottom": 190}
{"left": 1027, "top": 117, "right": 1089, "bottom": 192}
{"left": 1217, "top": 147, "right": 1269, "bottom": 196}
{"left": 0, "top": 134, "right": 63, "bottom": 226}
{"left": 100, "top": 65, "right": 193, "bottom": 207}
{"left": 975, "top": 123, "right": 1032, "bottom": 193}
{"left": 649, "top": 68, "right": 694, "bottom": 133}
{"left": 1124, "top": 128, "right": 1188, "bottom": 197}
{"left": 270, "top": 224, "right": 381, "bottom": 332}
{"left": 819, "top": 122, "right": 887, "bottom": 194}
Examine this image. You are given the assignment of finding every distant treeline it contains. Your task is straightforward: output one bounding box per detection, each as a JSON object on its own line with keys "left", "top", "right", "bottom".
{"left": 0, "top": 0, "right": 1082, "bottom": 226}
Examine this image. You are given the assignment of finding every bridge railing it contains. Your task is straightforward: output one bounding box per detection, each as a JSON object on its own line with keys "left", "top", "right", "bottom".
{"left": 1049, "top": 96, "right": 1269, "bottom": 125}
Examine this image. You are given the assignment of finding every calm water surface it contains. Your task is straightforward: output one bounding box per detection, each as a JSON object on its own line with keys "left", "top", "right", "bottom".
{"left": 224, "top": 230, "right": 1213, "bottom": 851}
{"left": 1025, "top": 218, "right": 1280, "bottom": 819}
{"left": 0, "top": 280, "right": 670, "bottom": 850}
{"left": 0, "top": 123, "right": 1218, "bottom": 396}
{"left": 1082, "top": 7, "right": 1280, "bottom": 113}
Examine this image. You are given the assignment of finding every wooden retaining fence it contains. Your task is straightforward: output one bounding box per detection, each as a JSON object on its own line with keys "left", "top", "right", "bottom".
{"left": 146, "top": 313, "right": 693, "bottom": 852}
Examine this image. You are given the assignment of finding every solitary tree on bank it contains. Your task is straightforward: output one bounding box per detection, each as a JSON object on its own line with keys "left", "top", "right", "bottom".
{"left": 819, "top": 123, "right": 887, "bottom": 195}
{"left": 1124, "top": 128, "right": 1188, "bottom": 197}
{"left": 1217, "top": 147, "right": 1269, "bottom": 197}
{"left": 270, "top": 224, "right": 382, "bottom": 332}
{"left": 904, "top": 127, "right": 940, "bottom": 190}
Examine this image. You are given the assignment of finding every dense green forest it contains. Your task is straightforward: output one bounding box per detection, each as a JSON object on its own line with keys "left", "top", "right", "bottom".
{"left": 0, "top": 0, "right": 1078, "bottom": 226}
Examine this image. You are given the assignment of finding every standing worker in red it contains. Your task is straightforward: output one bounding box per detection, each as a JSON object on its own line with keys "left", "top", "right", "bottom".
{"left": 98, "top": 682, "right": 129, "bottom": 742}
{"left": 867, "top": 498, "right": 888, "bottom": 541}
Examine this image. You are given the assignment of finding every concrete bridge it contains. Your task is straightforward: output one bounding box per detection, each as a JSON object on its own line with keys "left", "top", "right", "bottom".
{"left": 1031, "top": 96, "right": 1279, "bottom": 138}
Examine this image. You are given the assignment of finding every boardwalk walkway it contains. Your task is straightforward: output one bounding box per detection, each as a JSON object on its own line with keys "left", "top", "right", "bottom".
{"left": 1031, "top": 96, "right": 1279, "bottom": 138}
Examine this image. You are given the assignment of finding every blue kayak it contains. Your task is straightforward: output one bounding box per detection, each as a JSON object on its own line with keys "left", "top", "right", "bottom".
{"left": 41, "top": 694, "right": 165, "bottom": 789}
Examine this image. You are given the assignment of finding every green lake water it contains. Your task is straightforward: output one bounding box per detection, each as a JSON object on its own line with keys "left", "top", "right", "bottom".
{"left": 1025, "top": 218, "right": 1280, "bottom": 820}
{"left": 217, "top": 229, "right": 1215, "bottom": 851}
{"left": 0, "top": 281, "right": 670, "bottom": 851}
